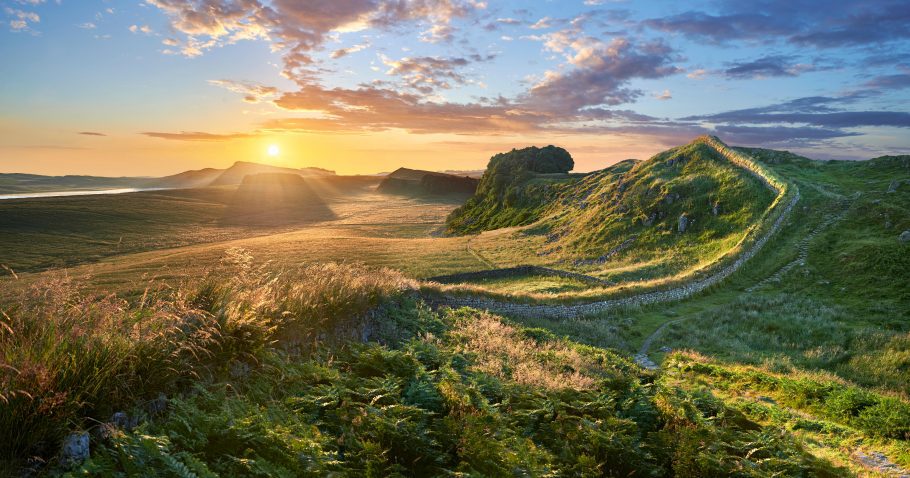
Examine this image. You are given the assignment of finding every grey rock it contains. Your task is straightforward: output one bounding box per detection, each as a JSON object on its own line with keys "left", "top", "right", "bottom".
{"left": 887, "top": 180, "right": 900, "bottom": 193}
{"left": 900, "top": 230, "right": 910, "bottom": 243}
{"left": 60, "top": 432, "right": 90, "bottom": 468}
{"left": 643, "top": 212, "right": 657, "bottom": 227}
{"left": 678, "top": 214, "right": 689, "bottom": 233}
{"left": 712, "top": 202, "right": 720, "bottom": 216}
{"left": 146, "top": 393, "right": 168, "bottom": 416}
{"left": 110, "top": 411, "right": 138, "bottom": 431}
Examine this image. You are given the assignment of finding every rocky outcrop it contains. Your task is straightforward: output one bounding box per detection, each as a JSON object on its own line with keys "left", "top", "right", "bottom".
{"left": 900, "top": 230, "right": 910, "bottom": 243}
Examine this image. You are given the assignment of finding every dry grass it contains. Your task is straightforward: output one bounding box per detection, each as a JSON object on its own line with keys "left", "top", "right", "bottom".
{"left": 0, "top": 249, "right": 414, "bottom": 463}
{"left": 448, "top": 311, "right": 603, "bottom": 390}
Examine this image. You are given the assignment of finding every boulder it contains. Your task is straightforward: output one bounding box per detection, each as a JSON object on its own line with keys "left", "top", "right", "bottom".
{"left": 60, "top": 432, "right": 90, "bottom": 468}
{"left": 900, "top": 230, "right": 910, "bottom": 243}
{"left": 678, "top": 214, "right": 689, "bottom": 233}
{"left": 712, "top": 202, "right": 720, "bottom": 216}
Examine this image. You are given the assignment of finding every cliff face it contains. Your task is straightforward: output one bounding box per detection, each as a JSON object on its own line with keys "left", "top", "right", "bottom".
{"left": 377, "top": 168, "right": 478, "bottom": 196}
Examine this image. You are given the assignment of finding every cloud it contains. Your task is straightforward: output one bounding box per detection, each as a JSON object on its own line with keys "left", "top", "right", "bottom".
{"left": 723, "top": 55, "right": 820, "bottom": 79}
{"left": 129, "top": 24, "right": 152, "bottom": 34}
{"left": 525, "top": 36, "right": 681, "bottom": 114}
{"left": 141, "top": 131, "right": 257, "bottom": 141}
{"left": 77, "top": 131, "right": 106, "bottom": 136}
{"left": 714, "top": 125, "right": 862, "bottom": 145}
{"left": 77, "top": 22, "right": 96, "bottom": 29}
{"left": 683, "top": 94, "right": 910, "bottom": 139}
{"left": 643, "top": 0, "right": 910, "bottom": 48}
{"left": 686, "top": 68, "right": 707, "bottom": 80}
{"left": 208, "top": 79, "right": 279, "bottom": 103}
{"left": 643, "top": 11, "right": 791, "bottom": 44}
{"left": 863, "top": 73, "right": 910, "bottom": 90}
{"left": 5, "top": 7, "right": 40, "bottom": 32}
{"left": 379, "top": 55, "right": 492, "bottom": 93}
{"left": 654, "top": 89, "right": 672, "bottom": 100}
{"left": 330, "top": 42, "right": 369, "bottom": 59}
{"left": 530, "top": 17, "right": 552, "bottom": 29}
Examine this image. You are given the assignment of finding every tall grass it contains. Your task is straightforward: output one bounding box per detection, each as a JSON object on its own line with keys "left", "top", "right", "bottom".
{"left": 0, "top": 248, "right": 414, "bottom": 467}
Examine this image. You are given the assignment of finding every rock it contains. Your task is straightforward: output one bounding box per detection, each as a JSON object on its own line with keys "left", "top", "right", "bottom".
{"left": 643, "top": 212, "right": 657, "bottom": 227}
{"left": 712, "top": 202, "right": 720, "bottom": 216}
{"left": 658, "top": 346, "right": 672, "bottom": 353}
{"left": 887, "top": 180, "right": 900, "bottom": 193}
{"left": 60, "top": 432, "right": 90, "bottom": 468}
{"left": 900, "top": 230, "right": 910, "bottom": 243}
{"left": 146, "top": 393, "right": 168, "bottom": 416}
{"left": 110, "top": 411, "right": 138, "bottom": 431}
{"left": 678, "top": 214, "right": 689, "bottom": 233}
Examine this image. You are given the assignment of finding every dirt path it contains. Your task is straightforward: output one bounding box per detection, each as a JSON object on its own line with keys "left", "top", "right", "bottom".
{"left": 633, "top": 318, "right": 688, "bottom": 369}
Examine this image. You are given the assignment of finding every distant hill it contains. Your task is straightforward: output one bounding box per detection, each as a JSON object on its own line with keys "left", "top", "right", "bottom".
{"left": 221, "top": 172, "right": 335, "bottom": 226}
{"left": 208, "top": 161, "right": 335, "bottom": 187}
{"left": 0, "top": 161, "right": 338, "bottom": 194}
{"left": 151, "top": 167, "right": 224, "bottom": 189}
{"left": 377, "top": 167, "right": 478, "bottom": 196}
{"left": 0, "top": 173, "right": 155, "bottom": 194}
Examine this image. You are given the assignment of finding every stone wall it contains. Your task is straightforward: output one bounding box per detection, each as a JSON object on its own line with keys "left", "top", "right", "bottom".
{"left": 430, "top": 138, "right": 800, "bottom": 319}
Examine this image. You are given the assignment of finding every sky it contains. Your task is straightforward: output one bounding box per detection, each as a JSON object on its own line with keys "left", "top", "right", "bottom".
{"left": 1, "top": 0, "right": 909, "bottom": 177}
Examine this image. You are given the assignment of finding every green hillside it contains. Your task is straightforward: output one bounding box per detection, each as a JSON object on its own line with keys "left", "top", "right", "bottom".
{"left": 445, "top": 137, "right": 779, "bottom": 290}
{"left": 538, "top": 140, "right": 775, "bottom": 263}
{"left": 446, "top": 145, "right": 579, "bottom": 234}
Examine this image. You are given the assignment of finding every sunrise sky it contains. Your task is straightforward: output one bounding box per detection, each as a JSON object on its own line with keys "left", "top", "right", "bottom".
{"left": 1, "top": 0, "right": 909, "bottom": 176}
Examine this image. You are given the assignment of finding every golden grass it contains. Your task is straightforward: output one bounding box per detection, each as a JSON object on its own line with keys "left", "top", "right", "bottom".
{"left": 449, "top": 312, "right": 602, "bottom": 390}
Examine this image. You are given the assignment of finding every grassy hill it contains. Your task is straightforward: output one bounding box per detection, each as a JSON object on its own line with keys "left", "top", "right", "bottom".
{"left": 444, "top": 138, "right": 779, "bottom": 292}
{"left": 446, "top": 145, "right": 580, "bottom": 233}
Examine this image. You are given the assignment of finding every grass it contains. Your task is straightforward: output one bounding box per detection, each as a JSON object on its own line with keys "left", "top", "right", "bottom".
{"left": 450, "top": 273, "right": 592, "bottom": 295}
{"left": 0, "top": 251, "right": 414, "bottom": 471}
{"left": 2, "top": 253, "right": 882, "bottom": 476}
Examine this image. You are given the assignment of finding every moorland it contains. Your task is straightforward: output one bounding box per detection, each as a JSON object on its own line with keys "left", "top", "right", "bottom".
{"left": 1, "top": 136, "right": 909, "bottom": 477}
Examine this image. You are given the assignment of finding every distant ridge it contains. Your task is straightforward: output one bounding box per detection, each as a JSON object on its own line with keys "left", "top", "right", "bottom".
{"left": 208, "top": 161, "right": 335, "bottom": 187}
{"left": 378, "top": 167, "right": 478, "bottom": 196}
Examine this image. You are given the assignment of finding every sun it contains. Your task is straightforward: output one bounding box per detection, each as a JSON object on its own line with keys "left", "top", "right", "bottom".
{"left": 267, "top": 144, "right": 280, "bottom": 157}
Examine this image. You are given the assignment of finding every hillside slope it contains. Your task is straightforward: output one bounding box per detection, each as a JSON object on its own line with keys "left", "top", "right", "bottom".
{"left": 445, "top": 137, "right": 781, "bottom": 291}
{"left": 446, "top": 145, "right": 578, "bottom": 233}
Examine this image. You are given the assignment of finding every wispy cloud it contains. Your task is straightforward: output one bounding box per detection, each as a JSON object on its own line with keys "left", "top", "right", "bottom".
{"left": 141, "top": 131, "right": 257, "bottom": 141}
